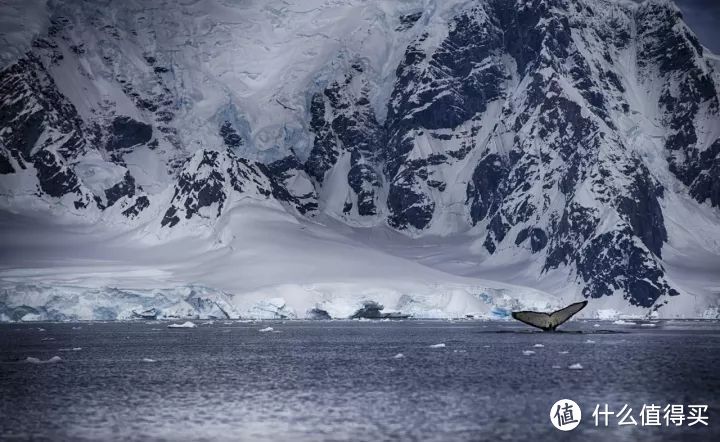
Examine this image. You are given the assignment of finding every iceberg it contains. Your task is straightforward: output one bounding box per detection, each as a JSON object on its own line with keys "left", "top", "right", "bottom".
{"left": 25, "top": 356, "right": 62, "bottom": 364}
{"left": 167, "top": 321, "right": 196, "bottom": 328}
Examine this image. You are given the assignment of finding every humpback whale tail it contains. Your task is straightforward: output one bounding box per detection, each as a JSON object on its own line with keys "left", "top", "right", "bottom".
{"left": 511, "top": 301, "right": 588, "bottom": 331}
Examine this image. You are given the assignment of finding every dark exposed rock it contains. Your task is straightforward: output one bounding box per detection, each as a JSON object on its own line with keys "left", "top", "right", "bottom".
{"left": 350, "top": 301, "right": 410, "bottom": 319}
{"left": 33, "top": 150, "right": 81, "bottom": 198}
{"left": 220, "top": 121, "right": 243, "bottom": 148}
{"left": 347, "top": 163, "right": 381, "bottom": 216}
{"left": 122, "top": 195, "right": 150, "bottom": 219}
{"left": 0, "top": 153, "right": 14, "bottom": 174}
{"left": 467, "top": 154, "right": 508, "bottom": 224}
{"left": 307, "top": 308, "right": 332, "bottom": 320}
{"left": 104, "top": 172, "right": 136, "bottom": 207}
{"left": 107, "top": 116, "right": 152, "bottom": 151}
{"left": 263, "top": 156, "right": 318, "bottom": 215}
{"left": 396, "top": 12, "right": 423, "bottom": 31}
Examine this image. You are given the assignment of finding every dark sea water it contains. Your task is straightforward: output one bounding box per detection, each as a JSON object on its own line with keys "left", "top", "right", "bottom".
{"left": 1, "top": 320, "right": 719, "bottom": 441}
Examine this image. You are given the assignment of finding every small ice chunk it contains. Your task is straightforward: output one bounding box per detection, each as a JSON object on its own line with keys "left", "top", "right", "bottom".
{"left": 640, "top": 323, "right": 657, "bottom": 327}
{"left": 522, "top": 350, "right": 535, "bottom": 355}
{"left": 429, "top": 343, "right": 446, "bottom": 348}
{"left": 167, "top": 321, "right": 196, "bottom": 329}
{"left": 593, "top": 324, "right": 600, "bottom": 327}
{"left": 559, "top": 351, "right": 570, "bottom": 354}
{"left": 25, "top": 356, "right": 62, "bottom": 364}
{"left": 37, "top": 328, "right": 45, "bottom": 332}
{"left": 41, "top": 337, "right": 55, "bottom": 341}
{"left": 533, "top": 344, "right": 544, "bottom": 348}
{"left": 259, "top": 327, "right": 274, "bottom": 332}
{"left": 613, "top": 320, "right": 636, "bottom": 325}
{"left": 585, "top": 339, "right": 595, "bottom": 344}
{"left": 393, "top": 353, "right": 405, "bottom": 359}
{"left": 483, "top": 345, "right": 491, "bottom": 348}
{"left": 453, "top": 349, "right": 467, "bottom": 353}
{"left": 58, "top": 347, "right": 82, "bottom": 352}
{"left": 568, "top": 363, "right": 583, "bottom": 370}
{"left": 141, "top": 358, "right": 157, "bottom": 363}
{"left": 72, "top": 326, "right": 82, "bottom": 330}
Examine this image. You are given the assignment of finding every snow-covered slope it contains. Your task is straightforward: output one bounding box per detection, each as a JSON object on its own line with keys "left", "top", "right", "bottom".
{"left": 1, "top": 0, "right": 719, "bottom": 320}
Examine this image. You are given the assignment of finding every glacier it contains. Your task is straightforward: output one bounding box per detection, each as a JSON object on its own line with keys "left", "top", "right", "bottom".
{"left": 1, "top": 0, "right": 719, "bottom": 320}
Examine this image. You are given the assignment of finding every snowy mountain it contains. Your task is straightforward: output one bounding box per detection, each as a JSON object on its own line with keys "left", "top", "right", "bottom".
{"left": 1, "top": 0, "right": 719, "bottom": 320}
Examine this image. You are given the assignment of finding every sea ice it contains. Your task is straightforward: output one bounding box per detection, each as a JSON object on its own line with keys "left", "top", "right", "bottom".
{"left": 533, "top": 344, "right": 544, "bottom": 348}
{"left": 613, "top": 320, "right": 636, "bottom": 325}
{"left": 522, "top": 350, "right": 535, "bottom": 355}
{"left": 393, "top": 353, "right": 404, "bottom": 359}
{"left": 429, "top": 343, "right": 446, "bottom": 348}
{"left": 259, "top": 327, "right": 274, "bottom": 332}
{"left": 568, "top": 363, "right": 583, "bottom": 370}
{"left": 559, "top": 351, "right": 569, "bottom": 354}
{"left": 142, "top": 358, "right": 157, "bottom": 363}
{"left": 585, "top": 339, "right": 595, "bottom": 344}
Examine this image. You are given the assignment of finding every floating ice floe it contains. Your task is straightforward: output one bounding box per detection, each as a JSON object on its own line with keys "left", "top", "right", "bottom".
{"left": 25, "top": 356, "right": 62, "bottom": 364}
{"left": 593, "top": 324, "right": 600, "bottom": 327}
{"left": 640, "top": 323, "right": 657, "bottom": 327}
{"left": 71, "top": 326, "right": 82, "bottom": 330}
{"left": 141, "top": 358, "right": 157, "bottom": 363}
{"left": 568, "top": 363, "right": 583, "bottom": 370}
{"left": 559, "top": 351, "right": 569, "bottom": 354}
{"left": 393, "top": 353, "right": 404, "bottom": 359}
{"left": 58, "top": 347, "right": 82, "bottom": 352}
{"left": 533, "top": 344, "right": 544, "bottom": 348}
{"left": 613, "top": 320, "right": 636, "bottom": 325}
{"left": 429, "top": 343, "right": 446, "bottom": 348}
{"left": 585, "top": 339, "right": 595, "bottom": 344}
{"left": 259, "top": 327, "right": 274, "bottom": 332}
{"left": 522, "top": 350, "right": 535, "bottom": 355}
{"left": 167, "top": 321, "right": 196, "bottom": 328}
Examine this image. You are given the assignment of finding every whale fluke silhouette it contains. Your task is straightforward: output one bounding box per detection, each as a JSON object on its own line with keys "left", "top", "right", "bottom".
{"left": 511, "top": 301, "right": 588, "bottom": 331}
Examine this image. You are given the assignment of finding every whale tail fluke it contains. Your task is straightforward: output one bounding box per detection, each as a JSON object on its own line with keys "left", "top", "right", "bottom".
{"left": 511, "top": 301, "right": 588, "bottom": 331}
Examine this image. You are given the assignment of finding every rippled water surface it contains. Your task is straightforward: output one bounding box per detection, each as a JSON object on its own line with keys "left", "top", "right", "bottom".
{"left": 1, "top": 320, "right": 719, "bottom": 441}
